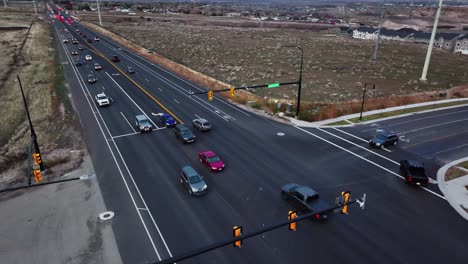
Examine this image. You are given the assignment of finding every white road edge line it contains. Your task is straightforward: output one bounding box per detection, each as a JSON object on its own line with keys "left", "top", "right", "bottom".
{"left": 120, "top": 112, "right": 136, "bottom": 133}
{"left": 105, "top": 72, "right": 160, "bottom": 129}
{"left": 295, "top": 126, "right": 445, "bottom": 200}
{"left": 173, "top": 99, "right": 180, "bottom": 104}
{"left": 56, "top": 28, "right": 166, "bottom": 260}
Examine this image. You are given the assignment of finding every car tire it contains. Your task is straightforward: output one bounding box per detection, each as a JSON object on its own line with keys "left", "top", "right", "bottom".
{"left": 394, "top": 141, "right": 398, "bottom": 146}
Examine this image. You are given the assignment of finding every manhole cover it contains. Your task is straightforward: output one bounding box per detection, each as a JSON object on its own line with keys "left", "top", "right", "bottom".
{"left": 99, "top": 211, "right": 115, "bottom": 221}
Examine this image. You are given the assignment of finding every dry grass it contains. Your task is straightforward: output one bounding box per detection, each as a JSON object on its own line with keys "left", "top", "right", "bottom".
{"left": 0, "top": 5, "right": 88, "bottom": 187}
{"left": 445, "top": 166, "right": 466, "bottom": 181}
{"left": 80, "top": 13, "right": 468, "bottom": 121}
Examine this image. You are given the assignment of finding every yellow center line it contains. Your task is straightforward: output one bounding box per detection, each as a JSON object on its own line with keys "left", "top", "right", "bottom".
{"left": 86, "top": 44, "right": 184, "bottom": 125}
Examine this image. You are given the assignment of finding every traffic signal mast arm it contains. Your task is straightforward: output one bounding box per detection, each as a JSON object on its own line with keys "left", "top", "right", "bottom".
{"left": 156, "top": 193, "right": 366, "bottom": 264}
{"left": 189, "top": 80, "right": 299, "bottom": 96}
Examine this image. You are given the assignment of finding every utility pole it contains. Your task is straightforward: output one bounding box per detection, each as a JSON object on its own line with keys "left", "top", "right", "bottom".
{"left": 420, "top": 0, "right": 443, "bottom": 81}
{"left": 373, "top": 1, "right": 385, "bottom": 63}
{"left": 96, "top": 0, "right": 103, "bottom": 26}
{"left": 33, "top": 0, "right": 37, "bottom": 15}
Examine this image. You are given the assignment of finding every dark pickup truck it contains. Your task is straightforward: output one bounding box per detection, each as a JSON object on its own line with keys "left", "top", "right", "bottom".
{"left": 400, "top": 160, "right": 429, "bottom": 186}
{"left": 281, "top": 183, "right": 331, "bottom": 220}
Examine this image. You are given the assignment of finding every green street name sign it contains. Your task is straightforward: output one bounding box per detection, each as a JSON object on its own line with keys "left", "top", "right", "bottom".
{"left": 267, "top": 82, "right": 280, "bottom": 88}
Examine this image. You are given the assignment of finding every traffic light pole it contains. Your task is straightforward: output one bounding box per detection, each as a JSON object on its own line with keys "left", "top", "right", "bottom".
{"left": 155, "top": 193, "right": 366, "bottom": 264}
{"left": 189, "top": 80, "right": 299, "bottom": 96}
{"left": 18, "top": 75, "right": 45, "bottom": 171}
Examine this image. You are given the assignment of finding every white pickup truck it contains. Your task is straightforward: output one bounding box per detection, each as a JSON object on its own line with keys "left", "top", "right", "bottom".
{"left": 95, "top": 93, "right": 110, "bottom": 107}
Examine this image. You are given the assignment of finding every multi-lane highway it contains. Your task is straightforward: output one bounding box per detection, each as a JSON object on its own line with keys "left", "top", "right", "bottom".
{"left": 50, "top": 13, "right": 468, "bottom": 264}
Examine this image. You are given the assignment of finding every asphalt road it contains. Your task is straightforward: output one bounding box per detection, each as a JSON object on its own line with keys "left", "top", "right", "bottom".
{"left": 50, "top": 11, "right": 468, "bottom": 264}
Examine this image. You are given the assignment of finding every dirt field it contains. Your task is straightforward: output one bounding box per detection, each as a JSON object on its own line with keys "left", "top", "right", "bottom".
{"left": 0, "top": 6, "right": 83, "bottom": 186}
{"left": 79, "top": 11, "right": 468, "bottom": 120}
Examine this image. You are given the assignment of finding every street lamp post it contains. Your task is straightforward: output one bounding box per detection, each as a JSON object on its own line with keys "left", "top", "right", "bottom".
{"left": 96, "top": 0, "right": 103, "bottom": 27}
{"left": 359, "top": 83, "right": 375, "bottom": 122}
{"left": 282, "top": 45, "right": 304, "bottom": 118}
{"left": 420, "top": 0, "right": 443, "bottom": 81}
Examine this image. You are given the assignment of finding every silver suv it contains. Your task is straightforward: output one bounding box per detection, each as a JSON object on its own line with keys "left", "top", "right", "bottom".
{"left": 135, "top": 115, "right": 153, "bottom": 132}
{"left": 180, "top": 166, "right": 207, "bottom": 196}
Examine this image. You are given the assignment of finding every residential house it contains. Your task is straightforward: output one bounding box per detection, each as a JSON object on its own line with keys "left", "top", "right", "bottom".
{"left": 454, "top": 37, "right": 468, "bottom": 54}
{"left": 336, "top": 27, "right": 353, "bottom": 38}
{"left": 352, "top": 27, "right": 378, "bottom": 40}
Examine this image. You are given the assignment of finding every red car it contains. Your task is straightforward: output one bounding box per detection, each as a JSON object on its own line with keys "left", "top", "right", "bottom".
{"left": 199, "top": 151, "right": 225, "bottom": 172}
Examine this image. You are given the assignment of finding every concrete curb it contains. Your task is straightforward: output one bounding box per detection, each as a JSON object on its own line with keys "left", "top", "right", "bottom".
{"left": 288, "top": 98, "right": 468, "bottom": 128}
{"left": 437, "top": 157, "right": 468, "bottom": 220}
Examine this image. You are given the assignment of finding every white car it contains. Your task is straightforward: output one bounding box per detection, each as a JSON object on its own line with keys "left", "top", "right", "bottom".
{"left": 62, "top": 38, "right": 69, "bottom": 43}
{"left": 95, "top": 93, "right": 110, "bottom": 106}
{"left": 85, "top": 55, "right": 92, "bottom": 61}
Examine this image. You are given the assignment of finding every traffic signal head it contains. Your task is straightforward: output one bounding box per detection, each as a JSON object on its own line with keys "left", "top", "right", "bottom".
{"left": 33, "top": 153, "right": 42, "bottom": 166}
{"left": 208, "top": 90, "right": 214, "bottom": 101}
{"left": 288, "top": 211, "right": 297, "bottom": 231}
{"left": 233, "top": 226, "right": 242, "bottom": 248}
{"left": 230, "top": 87, "right": 235, "bottom": 97}
{"left": 341, "top": 191, "right": 350, "bottom": 214}
{"left": 33, "top": 169, "right": 42, "bottom": 183}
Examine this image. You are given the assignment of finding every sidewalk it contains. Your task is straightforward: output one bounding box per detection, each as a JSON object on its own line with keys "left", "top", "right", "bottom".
{"left": 437, "top": 157, "right": 468, "bottom": 220}
{"left": 0, "top": 152, "right": 123, "bottom": 264}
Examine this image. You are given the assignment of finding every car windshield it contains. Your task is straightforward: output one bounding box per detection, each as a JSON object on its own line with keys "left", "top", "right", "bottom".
{"left": 207, "top": 156, "right": 220, "bottom": 163}
{"left": 189, "top": 175, "right": 202, "bottom": 184}
{"left": 140, "top": 120, "right": 150, "bottom": 126}
{"left": 166, "top": 116, "right": 175, "bottom": 121}
{"left": 97, "top": 95, "right": 107, "bottom": 100}
{"left": 181, "top": 130, "right": 192, "bottom": 136}
{"left": 376, "top": 134, "right": 387, "bottom": 140}
{"left": 202, "top": 122, "right": 210, "bottom": 126}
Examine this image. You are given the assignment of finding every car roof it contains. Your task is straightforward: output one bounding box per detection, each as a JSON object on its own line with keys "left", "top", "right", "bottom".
{"left": 200, "top": 150, "right": 215, "bottom": 157}
{"left": 97, "top": 93, "right": 106, "bottom": 97}
{"left": 378, "top": 131, "right": 396, "bottom": 137}
{"left": 197, "top": 118, "right": 208, "bottom": 123}
{"left": 182, "top": 166, "right": 199, "bottom": 177}
{"left": 405, "top": 160, "right": 424, "bottom": 167}
{"left": 162, "top": 113, "right": 172, "bottom": 118}
{"left": 295, "top": 186, "right": 319, "bottom": 197}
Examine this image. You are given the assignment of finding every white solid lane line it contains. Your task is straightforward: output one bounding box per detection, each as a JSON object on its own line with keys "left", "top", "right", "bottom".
{"left": 319, "top": 128, "right": 399, "bottom": 166}
{"left": 120, "top": 112, "right": 136, "bottom": 133}
{"left": 106, "top": 72, "right": 160, "bottom": 129}
{"left": 56, "top": 29, "right": 164, "bottom": 260}
{"left": 360, "top": 108, "right": 468, "bottom": 132}
{"left": 399, "top": 117, "right": 468, "bottom": 135}
{"left": 296, "top": 126, "right": 445, "bottom": 200}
